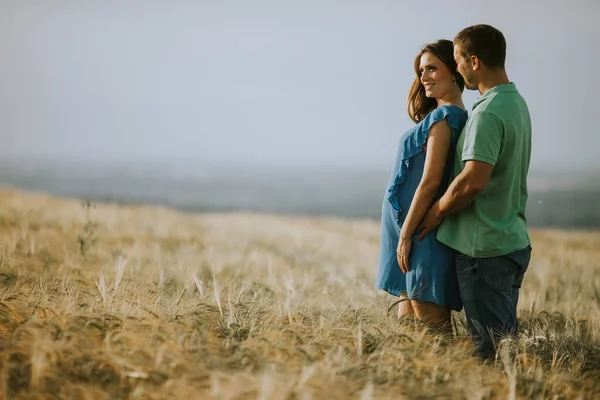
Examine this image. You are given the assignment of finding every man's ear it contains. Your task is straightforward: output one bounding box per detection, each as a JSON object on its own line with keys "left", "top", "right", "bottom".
{"left": 471, "top": 55, "right": 481, "bottom": 71}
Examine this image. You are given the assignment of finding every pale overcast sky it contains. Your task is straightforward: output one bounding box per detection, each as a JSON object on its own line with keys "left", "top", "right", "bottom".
{"left": 0, "top": 0, "right": 597, "bottom": 171}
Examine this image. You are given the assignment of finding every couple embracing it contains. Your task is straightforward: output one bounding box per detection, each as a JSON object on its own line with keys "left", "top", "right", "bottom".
{"left": 376, "top": 24, "right": 532, "bottom": 360}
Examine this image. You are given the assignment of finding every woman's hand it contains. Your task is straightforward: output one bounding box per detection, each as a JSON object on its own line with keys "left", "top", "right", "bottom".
{"left": 397, "top": 236, "right": 412, "bottom": 274}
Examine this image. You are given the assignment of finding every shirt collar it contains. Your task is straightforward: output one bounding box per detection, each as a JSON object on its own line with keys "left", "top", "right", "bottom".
{"left": 473, "top": 82, "right": 518, "bottom": 110}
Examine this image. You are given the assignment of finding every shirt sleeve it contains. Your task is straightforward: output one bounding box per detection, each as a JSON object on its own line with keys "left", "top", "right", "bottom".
{"left": 461, "top": 110, "right": 503, "bottom": 166}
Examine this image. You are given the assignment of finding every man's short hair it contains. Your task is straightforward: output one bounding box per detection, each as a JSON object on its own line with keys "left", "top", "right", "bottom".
{"left": 454, "top": 24, "right": 506, "bottom": 69}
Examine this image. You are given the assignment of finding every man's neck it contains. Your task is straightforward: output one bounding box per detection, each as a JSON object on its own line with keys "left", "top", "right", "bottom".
{"left": 477, "top": 69, "right": 511, "bottom": 95}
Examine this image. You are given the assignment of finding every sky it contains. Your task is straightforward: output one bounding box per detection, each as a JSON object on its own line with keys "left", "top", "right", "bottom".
{"left": 0, "top": 0, "right": 597, "bottom": 172}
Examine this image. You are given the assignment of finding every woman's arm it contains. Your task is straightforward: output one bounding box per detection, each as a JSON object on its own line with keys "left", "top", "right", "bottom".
{"left": 397, "top": 120, "right": 452, "bottom": 272}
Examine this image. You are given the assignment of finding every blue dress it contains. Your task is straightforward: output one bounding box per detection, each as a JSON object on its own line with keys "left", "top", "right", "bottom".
{"left": 376, "top": 105, "right": 468, "bottom": 311}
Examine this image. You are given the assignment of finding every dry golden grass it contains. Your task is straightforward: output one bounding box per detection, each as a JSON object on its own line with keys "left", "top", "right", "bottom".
{"left": 0, "top": 188, "right": 599, "bottom": 399}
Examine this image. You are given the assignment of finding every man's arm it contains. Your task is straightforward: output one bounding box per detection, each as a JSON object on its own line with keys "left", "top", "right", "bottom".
{"left": 416, "top": 110, "right": 503, "bottom": 239}
{"left": 416, "top": 160, "right": 493, "bottom": 239}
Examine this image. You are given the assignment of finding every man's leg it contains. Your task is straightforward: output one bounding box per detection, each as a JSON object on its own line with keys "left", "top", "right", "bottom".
{"left": 456, "top": 247, "right": 531, "bottom": 359}
{"left": 508, "top": 247, "right": 530, "bottom": 334}
{"left": 456, "top": 253, "right": 494, "bottom": 356}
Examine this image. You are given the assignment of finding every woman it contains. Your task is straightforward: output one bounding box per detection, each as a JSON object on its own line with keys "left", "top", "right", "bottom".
{"left": 376, "top": 39, "right": 467, "bottom": 334}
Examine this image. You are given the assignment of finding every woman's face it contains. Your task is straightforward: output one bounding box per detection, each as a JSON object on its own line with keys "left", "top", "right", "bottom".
{"left": 419, "top": 52, "right": 455, "bottom": 100}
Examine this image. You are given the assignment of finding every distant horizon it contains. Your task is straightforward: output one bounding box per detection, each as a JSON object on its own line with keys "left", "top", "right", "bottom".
{"left": 1, "top": 152, "right": 599, "bottom": 177}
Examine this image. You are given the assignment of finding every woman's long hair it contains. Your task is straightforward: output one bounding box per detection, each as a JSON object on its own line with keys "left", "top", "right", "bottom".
{"left": 407, "top": 40, "right": 465, "bottom": 123}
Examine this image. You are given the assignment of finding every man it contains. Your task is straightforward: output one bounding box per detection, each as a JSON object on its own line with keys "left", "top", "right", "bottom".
{"left": 417, "top": 24, "right": 532, "bottom": 359}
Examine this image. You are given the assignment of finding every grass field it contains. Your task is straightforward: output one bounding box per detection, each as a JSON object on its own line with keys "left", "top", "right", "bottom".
{"left": 0, "top": 189, "right": 598, "bottom": 399}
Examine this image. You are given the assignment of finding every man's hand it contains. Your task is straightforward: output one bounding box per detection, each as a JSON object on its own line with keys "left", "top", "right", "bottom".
{"left": 416, "top": 202, "right": 443, "bottom": 240}
{"left": 397, "top": 236, "right": 412, "bottom": 274}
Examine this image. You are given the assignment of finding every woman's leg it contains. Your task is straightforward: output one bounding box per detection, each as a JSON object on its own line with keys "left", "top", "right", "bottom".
{"left": 411, "top": 300, "right": 453, "bottom": 335}
{"left": 397, "top": 293, "right": 415, "bottom": 320}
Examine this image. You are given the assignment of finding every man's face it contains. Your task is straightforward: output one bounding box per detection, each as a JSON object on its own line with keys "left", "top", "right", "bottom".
{"left": 453, "top": 44, "right": 477, "bottom": 90}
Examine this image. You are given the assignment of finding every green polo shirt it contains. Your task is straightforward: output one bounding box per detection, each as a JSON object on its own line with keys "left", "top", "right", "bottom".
{"left": 437, "top": 83, "right": 532, "bottom": 257}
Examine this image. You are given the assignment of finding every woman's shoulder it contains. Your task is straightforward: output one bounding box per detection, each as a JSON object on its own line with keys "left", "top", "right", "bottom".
{"left": 423, "top": 105, "right": 468, "bottom": 133}
{"left": 401, "top": 106, "right": 467, "bottom": 143}
{"left": 427, "top": 105, "right": 468, "bottom": 120}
